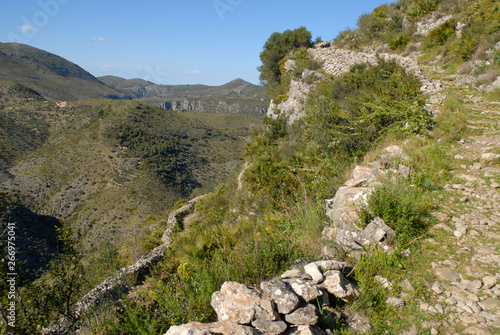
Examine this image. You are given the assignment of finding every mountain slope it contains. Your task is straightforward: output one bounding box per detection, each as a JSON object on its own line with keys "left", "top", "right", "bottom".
{"left": 0, "top": 43, "right": 126, "bottom": 101}
{"left": 0, "top": 83, "right": 262, "bottom": 280}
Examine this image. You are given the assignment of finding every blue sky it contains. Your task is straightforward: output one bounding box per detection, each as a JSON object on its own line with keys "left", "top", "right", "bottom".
{"left": 1, "top": 0, "right": 392, "bottom": 86}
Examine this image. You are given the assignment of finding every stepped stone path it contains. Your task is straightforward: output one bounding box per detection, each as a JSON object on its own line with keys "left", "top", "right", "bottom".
{"left": 419, "top": 88, "right": 500, "bottom": 335}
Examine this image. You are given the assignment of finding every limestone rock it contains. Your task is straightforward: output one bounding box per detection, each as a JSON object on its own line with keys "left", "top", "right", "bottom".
{"left": 302, "top": 69, "right": 326, "bottom": 82}
{"left": 435, "top": 267, "right": 460, "bottom": 282}
{"left": 363, "top": 217, "right": 395, "bottom": 242}
{"left": 260, "top": 279, "right": 300, "bottom": 315}
{"left": 321, "top": 246, "right": 338, "bottom": 260}
{"left": 482, "top": 276, "right": 497, "bottom": 289}
{"left": 285, "top": 326, "right": 327, "bottom": 335}
{"left": 285, "top": 278, "right": 324, "bottom": 303}
{"left": 478, "top": 298, "right": 500, "bottom": 311}
{"left": 280, "top": 269, "right": 312, "bottom": 281}
{"left": 382, "top": 145, "right": 410, "bottom": 161}
{"left": 386, "top": 296, "right": 405, "bottom": 308}
{"left": 251, "top": 319, "right": 287, "bottom": 335}
{"left": 165, "top": 322, "right": 261, "bottom": 335}
{"left": 284, "top": 304, "right": 318, "bottom": 326}
{"left": 325, "top": 186, "right": 371, "bottom": 230}
{"left": 303, "top": 263, "right": 324, "bottom": 284}
{"left": 480, "top": 152, "right": 500, "bottom": 162}
{"left": 375, "top": 275, "right": 393, "bottom": 290}
{"left": 431, "top": 282, "right": 443, "bottom": 294}
{"left": 211, "top": 281, "right": 278, "bottom": 324}
{"left": 464, "top": 325, "right": 492, "bottom": 335}
{"left": 343, "top": 311, "right": 372, "bottom": 334}
{"left": 313, "top": 260, "right": 348, "bottom": 272}
{"left": 320, "top": 271, "right": 360, "bottom": 301}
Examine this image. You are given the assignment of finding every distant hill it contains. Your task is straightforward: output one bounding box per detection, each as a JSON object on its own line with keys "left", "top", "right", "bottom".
{"left": 0, "top": 43, "right": 127, "bottom": 101}
{"left": 99, "top": 75, "right": 269, "bottom": 115}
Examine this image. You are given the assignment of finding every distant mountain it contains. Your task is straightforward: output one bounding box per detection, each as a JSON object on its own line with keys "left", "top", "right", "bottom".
{"left": 99, "top": 76, "right": 261, "bottom": 98}
{"left": 99, "top": 75, "right": 269, "bottom": 115}
{"left": 0, "top": 43, "right": 126, "bottom": 101}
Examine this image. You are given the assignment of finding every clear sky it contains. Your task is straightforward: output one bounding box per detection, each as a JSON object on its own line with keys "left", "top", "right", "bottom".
{"left": 0, "top": 0, "right": 392, "bottom": 86}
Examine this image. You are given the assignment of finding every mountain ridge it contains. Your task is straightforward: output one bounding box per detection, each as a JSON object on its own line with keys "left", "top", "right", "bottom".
{"left": 0, "top": 42, "right": 127, "bottom": 101}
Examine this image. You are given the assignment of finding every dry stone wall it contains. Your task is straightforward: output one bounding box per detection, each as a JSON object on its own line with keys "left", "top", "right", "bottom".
{"left": 164, "top": 146, "right": 412, "bottom": 335}
{"left": 44, "top": 194, "right": 207, "bottom": 334}
{"left": 268, "top": 45, "right": 443, "bottom": 124}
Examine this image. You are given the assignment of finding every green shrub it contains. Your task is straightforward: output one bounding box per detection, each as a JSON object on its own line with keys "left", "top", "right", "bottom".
{"left": 406, "top": 0, "right": 438, "bottom": 20}
{"left": 389, "top": 34, "right": 410, "bottom": 50}
{"left": 258, "top": 27, "right": 312, "bottom": 95}
{"left": 367, "top": 178, "right": 431, "bottom": 245}
{"left": 273, "top": 94, "right": 289, "bottom": 104}
{"left": 305, "top": 59, "right": 431, "bottom": 160}
{"left": 425, "top": 20, "right": 457, "bottom": 47}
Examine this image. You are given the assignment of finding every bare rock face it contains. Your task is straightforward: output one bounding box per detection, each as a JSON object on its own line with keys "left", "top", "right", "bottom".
{"left": 260, "top": 279, "right": 300, "bottom": 314}
{"left": 165, "top": 321, "right": 261, "bottom": 335}
{"left": 211, "top": 281, "right": 278, "bottom": 324}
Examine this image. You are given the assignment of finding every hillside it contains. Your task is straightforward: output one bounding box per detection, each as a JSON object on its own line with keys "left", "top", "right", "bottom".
{"left": 2, "top": 0, "right": 499, "bottom": 334}
{"left": 99, "top": 75, "right": 269, "bottom": 115}
{"left": 0, "top": 43, "right": 126, "bottom": 101}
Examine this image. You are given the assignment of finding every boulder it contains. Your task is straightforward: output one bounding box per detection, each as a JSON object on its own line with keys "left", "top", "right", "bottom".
{"left": 211, "top": 281, "right": 278, "bottom": 324}
{"left": 325, "top": 186, "right": 371, "bottom": 230}
{"left": 165, "top": 322, "right": 260, "bottom": 335}
{"left": 260, "top": 279, "right": 300, "bottom": 314}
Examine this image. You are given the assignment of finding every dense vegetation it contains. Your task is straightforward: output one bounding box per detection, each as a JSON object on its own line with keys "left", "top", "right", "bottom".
{"left": 1, "top": 0, "right": 498, "bottom": 333}
{"left": 258, "top": 27, "right": 314, "bottom": 97}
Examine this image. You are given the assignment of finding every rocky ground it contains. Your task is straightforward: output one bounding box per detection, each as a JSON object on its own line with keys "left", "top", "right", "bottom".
{"left": 414, "top": 84, "right": 500, "bottom": 335}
